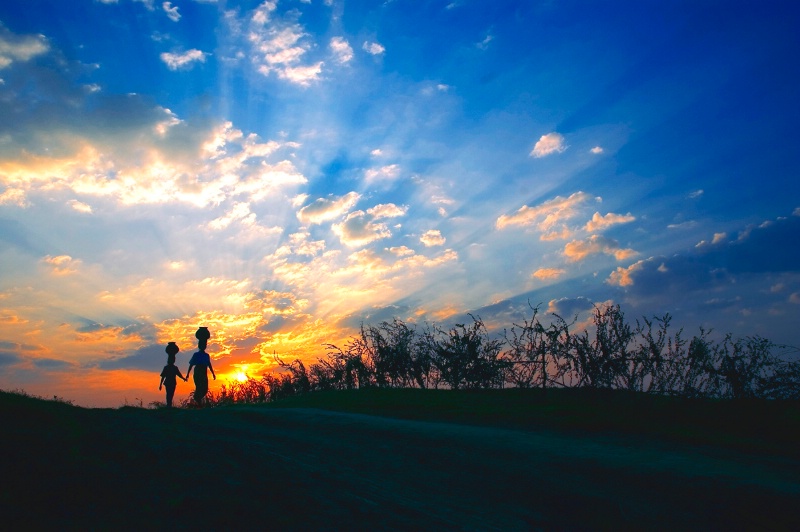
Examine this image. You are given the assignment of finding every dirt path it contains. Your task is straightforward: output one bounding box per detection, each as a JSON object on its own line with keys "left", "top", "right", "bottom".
{"left": 4, "top": 405, "right": 800, "bottom": 530}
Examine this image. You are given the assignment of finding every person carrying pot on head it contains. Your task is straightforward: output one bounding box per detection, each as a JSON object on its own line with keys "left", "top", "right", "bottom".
{"left": 186, "top": 327, "right": 216, "bottom": 406}
{"left": 159, "top": 342, "right": 186, "bottom": 408}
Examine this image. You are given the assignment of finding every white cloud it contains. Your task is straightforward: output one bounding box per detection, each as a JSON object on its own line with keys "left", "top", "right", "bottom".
{"left": 476, "top": 34, "right": 493, "bottom": 50}
{"left": 330, "top": 37, "right": 353, "bottom": 64}
{"left": 278, "top": 62, "right": 323, "bottom": 85}
{"left": 668, "top": 221, "right": 698, "bottom": 230}
{"left": 496, "top": 191, "right": 596, "bottom": 232}
{"left": 332, "top": 211, "right": 393, "bottom": 247}
{"left": 208, "top": 202, "right": 255, "bottom": 230}
{"left": 248, "top": 5, "right": 322, "bottom": 86}
{"left": 287, "top": 231, "right": 325, "bottom": 257}
{"left": 68, "top": 200, "right": 93, "bottom": 214}
{"left": 163, "top": 1, "right": 181, "bottom": 22}
{"left": 160, "top": 49, "right": 206, "bottom": 70}
{"left": 331, "top": 203, "right": 407, "bottom": 248}
{"left": 590, "top": 146, "right": 603, "bottom": 154}
{"left": 388, "top": 246, "right": 415, "bottom": 257}
{"left": 584, "top": 212, "right": 635, "bottom": 232}
{"left": 364, "top": 164, "right": 400, "bottom": 183}
{"left": 362, "top": 41, "right": 385, "bottom": 55}
{"left": 0, "top": 29, "right": 49, "bottom": 69}
{"left": 530, "top": 132, "right": 567, "bottom": 158}
{"left": 689, "top": 189, "right": 704, "bottom": 199}
{"left": 367, "top": 203, "right": 407, "bottom": 219}
{"left": 420, "top": 230, "right": 445, "bottom": 247}
{"left": 297, "top": 192, "right": 360, "bottom": 225}
{"left": 1, "top": 114, "right": 307, "bottom": 210}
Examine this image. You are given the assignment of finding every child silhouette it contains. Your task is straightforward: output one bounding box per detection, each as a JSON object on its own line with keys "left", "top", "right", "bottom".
{"left": 159, "top": 342, "right": 186, "bottom": 408}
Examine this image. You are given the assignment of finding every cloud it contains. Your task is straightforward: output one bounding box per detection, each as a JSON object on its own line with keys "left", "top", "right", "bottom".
{"left": 668, "top": 221, "right": 698, "bottom": 230}
{"left": 607, "top": 260, "right": 646, "bottom": 287}
{"left": 546, "top": 297, "right": 594, "bottom": 317}
{"left": 0, "top": 26, "right": 49, "bottom": 69}
{"left": 248, "top": 3, "right": 322, "bottom": 86}
{"left": 532, "top": 268, "right": 565, "bottom": 280}
{"left": 333, "top": 211, "right": 393, "bottom": 247}
{"left": 331, "top": 203, "right": 405, "bottom": 248}
{"left": 330, "top": 37, "right": 353, "bottom": 64}
{"left": 284, "top": 231, "right": 325, "bottom": 257}
{"left": 365, "top": 164, "right": 401, "bottom": 183}
{"left": 67, "top": 200, "right": 92, "bottom": 214}
{"left": 0, "top": 188, "right": 30, "bottom": 207}
{"left": 1, "top": 111, "right": 308, "bottom": 211}
{"left": 420, "top": 230, "right": 446, "bottom": 247}
{"left": 297, "top": 192, "right": 360, "bottom": 225}
{"left": 33, "top": 358, "right": 75, "bottom": 370}
{"left": 584, "top": 212, "right": 635, "bottom": 232}
{"left": 160, "top": 49, "right": 206, "bottom": 70}
{"left": 98, "top": 343, "right": 166, "bottom": 370}
{"left": 476, "top": 34, "right": 493, "bottom": 50}
{"left": 689, "top": 189, "right": 704, "bottom": 199}
{"left": 530, "top": 132, "right": 566, "bottom": 158}
{"left": 135, "top": 0, "right": 156, "bottom": 9}
{"left": 207, "top": 202, "right": 256, "bottom": 230}
{"left": 363, "top": 41, "right": 385, "bottom": 55}
{"left": 163, "top": 1, "right": 181, "bottom": 22}
{"left": 720, "top": 214, "right": 800, "bottom": 273}
{"left": 496, "top": 191, "right": 596, "bottom": 233}
{"left": 367, "top": 203, "right": 407, "bottom": 219}
{"left": 42, "top": 255, "right": 81, "bottom": 276}
{"left": 388, "top": 246, "right": 415, "bottom": 257}
{"left": 0, "top": 351, "right": 21, "bottom": 366}
{"left": 564, "top": 235, "right": 637, "bottom": 262}
{"left": 590, "top": 146, "right": 603, "bottom": 154}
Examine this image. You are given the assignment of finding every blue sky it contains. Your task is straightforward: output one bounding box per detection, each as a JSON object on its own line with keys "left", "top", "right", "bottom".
{"left": 1, "top": 0, "right": 799, "bottom": 406}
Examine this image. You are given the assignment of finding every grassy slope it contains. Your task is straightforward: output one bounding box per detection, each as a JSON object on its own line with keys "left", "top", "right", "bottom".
{"left": 3, "top": 388, "right": 800, "bottom": 530}
{"left": 261, "top": 387, "right": 800, "bottom": 457}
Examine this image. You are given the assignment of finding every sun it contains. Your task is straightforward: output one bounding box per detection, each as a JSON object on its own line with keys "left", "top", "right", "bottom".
{"left": 233, "top": 371, "right": 248, "bottom": 383}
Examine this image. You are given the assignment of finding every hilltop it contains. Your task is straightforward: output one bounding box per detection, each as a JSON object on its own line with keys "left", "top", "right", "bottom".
{"left": 2, "top": 388, "right": 799, "bottom": 530}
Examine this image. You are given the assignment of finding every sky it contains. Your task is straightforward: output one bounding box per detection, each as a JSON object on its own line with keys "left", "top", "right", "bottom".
{"left": 1, "top": 0, "right": 799, "bottom": 407}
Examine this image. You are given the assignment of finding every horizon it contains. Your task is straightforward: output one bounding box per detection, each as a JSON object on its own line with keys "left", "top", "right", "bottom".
{"left": 1, "top": 0, "right": 799, "bottom": 407}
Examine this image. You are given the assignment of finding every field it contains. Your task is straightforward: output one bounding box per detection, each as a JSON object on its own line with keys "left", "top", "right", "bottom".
{"left": 2, "top": 388, "right": 799, "bottom": 530}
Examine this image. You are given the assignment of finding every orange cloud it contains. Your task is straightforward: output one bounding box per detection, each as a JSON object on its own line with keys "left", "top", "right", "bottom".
{"left": 532, "top": 268, "right": 566, "bottom": 280}
{"left": 564, "top": 236, "right": 637, "bottom": 262}
{"left": 584, "top": 212, "right": 635, "bottom": 232}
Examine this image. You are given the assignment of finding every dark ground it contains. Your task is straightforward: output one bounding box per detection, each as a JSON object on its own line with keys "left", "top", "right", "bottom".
{"left": 2, "top": 389, "right": 799, "bottom": 530}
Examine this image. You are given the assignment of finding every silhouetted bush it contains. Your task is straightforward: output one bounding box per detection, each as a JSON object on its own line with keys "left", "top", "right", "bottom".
{"left": 203, "top": 303, "right": 800, "bottom": 407}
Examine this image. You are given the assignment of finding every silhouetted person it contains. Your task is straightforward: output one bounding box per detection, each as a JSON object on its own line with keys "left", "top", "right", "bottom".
{"left": 186, "top": 327, "right": 215, "bottom": 405}
{"left": 159, "top": 342, "right": 186, "bottom": 408}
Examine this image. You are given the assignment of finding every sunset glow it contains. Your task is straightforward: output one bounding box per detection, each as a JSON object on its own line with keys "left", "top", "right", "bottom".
{"left": 1, "top": 1, "right": 799, "bottom": 406}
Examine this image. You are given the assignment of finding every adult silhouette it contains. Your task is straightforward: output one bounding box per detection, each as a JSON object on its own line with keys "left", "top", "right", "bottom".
{"left": 186, "top": 327, "right": 216, "bottom": 405}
